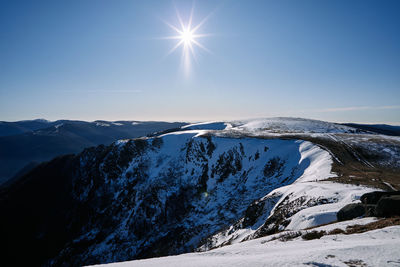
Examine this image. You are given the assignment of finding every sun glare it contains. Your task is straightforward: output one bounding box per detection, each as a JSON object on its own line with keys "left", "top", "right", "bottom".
{"left": 162, "top": 4, "right": 212, "bottom": 75}
{"left": 181, "top": 29, "right": 194, "bottom": 45}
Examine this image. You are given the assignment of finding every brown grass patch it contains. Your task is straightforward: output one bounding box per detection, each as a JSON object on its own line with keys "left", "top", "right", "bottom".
{"left": 268, "top": 231, "right": 302, "bottom": 242}
{"left": 328, "top": 228, "right": 345, "bottom": 235}
{"left": 345, "top": 216, "right": 400, "bottom": 234}
{"left": 263, "top": 217, "right": 400, "bottom": 244}
{"left": 302, "top": 230, "right": 326, "bottom": 240}
{"left": 310, "top": 217, "right": 400, "bottom": 239}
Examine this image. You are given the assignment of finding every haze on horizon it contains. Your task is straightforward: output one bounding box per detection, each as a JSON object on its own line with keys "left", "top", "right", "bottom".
{"left": 0, "top": 0, "right": 399, "bottom": 125}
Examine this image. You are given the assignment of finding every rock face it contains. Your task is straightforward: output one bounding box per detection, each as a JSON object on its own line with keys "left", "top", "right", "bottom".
{"left": 376, "top": 196, "right": 400, "bottom": 217}
{"left": 1, "top": 133, "right": 318, "bottom": 266}
{"left": 337, "top": 203, "right": 366, "bottom": 221}
{"left": 361, "top": 191, "right": 400, "bottom": 205}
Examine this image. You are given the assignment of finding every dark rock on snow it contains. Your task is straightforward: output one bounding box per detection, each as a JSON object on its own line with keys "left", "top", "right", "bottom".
{"left": 337, "top": 191, "right": 400, "bottom": 221}
{"left": 375, "top": 195, "right": 400, "bottom": 217}
{"left": 337, "top": 203, "right": 366, "bottom": 221}
{"left": 364, "top": 204, "right": 377, "bottom": 217}
{"left": 360, "top": 191, "right": 400, "bottom": 205}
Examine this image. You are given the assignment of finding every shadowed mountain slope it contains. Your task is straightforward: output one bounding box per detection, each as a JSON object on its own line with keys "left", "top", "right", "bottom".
{"left": 0, "top": 120, "right": 186, "bottom": 184}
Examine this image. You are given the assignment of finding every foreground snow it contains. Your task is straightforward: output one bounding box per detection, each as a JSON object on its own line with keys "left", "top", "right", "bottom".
{"left": 96, "top": 224, "right": 400, "bottom": 267}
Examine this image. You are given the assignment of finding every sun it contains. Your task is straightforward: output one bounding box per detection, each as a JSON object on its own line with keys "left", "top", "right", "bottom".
{"left": 181, "top": 29, "right": 194, "bottom": 45}
{"left": 161, "top": 4, "right": 212, "bottom": 74}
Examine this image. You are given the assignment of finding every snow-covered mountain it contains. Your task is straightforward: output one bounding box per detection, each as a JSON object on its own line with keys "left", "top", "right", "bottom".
{"left": 231, "top": 117, "right": 360, "bottom": 134}
{"left": 1, "top": 117, "right": 399, "bottom": 266}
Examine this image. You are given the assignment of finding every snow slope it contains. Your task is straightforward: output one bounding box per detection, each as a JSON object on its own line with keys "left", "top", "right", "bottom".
{"left": 97, "top": 224, "right": 400, "bottom": 267}
{"left": 81, "top": 118, "right": 398, "bottom": 266}
{"left": 194, "top": 117, "right": 400, "bottom": 169}
{"left": 230, "top": 117, "right": 359, "bottom": 134}
{"left": 62, "top": 132, "right": 337, "bottom": 264}
{"left": 81, "top": 122, "right": 384, "bottom": 266}
{"left": 87, "top": 118, "right": 396, "bottom": 265}
{"left": 196, "top": 153, "right": 372, "bottom": 249}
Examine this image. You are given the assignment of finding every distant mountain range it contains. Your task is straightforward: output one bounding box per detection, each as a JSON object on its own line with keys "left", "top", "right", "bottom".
{"left": 0, "top": 119, "right": 55, "bottom": 137}
{"left": 0, "top": 120, "right": 187, "bottom": 184}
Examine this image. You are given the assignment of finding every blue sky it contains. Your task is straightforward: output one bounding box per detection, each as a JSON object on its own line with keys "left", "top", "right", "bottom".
{"left": 0, "top": 0, "right": 399, "bottom": 124}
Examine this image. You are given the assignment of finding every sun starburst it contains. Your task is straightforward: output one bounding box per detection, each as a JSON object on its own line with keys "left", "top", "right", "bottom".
{"left": 162, "top": 4, "right": 212, "bottom": 75}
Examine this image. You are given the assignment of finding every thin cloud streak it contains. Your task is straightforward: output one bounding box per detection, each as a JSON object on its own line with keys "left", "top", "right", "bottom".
{"left": 60, "top": 89, "right": 143, "bottom": 93}
{"left": 317, "top": 105, "right": 400, "bottom": 112}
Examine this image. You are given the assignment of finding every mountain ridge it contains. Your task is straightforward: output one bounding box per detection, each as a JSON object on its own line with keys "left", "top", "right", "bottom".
{"left": 1, "top": 117, "right": 399, "bottom": 266}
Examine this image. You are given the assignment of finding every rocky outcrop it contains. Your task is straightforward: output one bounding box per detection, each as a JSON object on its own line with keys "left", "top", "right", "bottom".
{"left": 337, "top": 203, "right": 366, "bottom": 221}
{"left": 376, "top": 196, "right": 400, "bottom": 217}
{"left": 361, "top": 191, "right": 400, "bottom": 205}
{"left": 337, "top": 191, "right": 400, "bottom": 221}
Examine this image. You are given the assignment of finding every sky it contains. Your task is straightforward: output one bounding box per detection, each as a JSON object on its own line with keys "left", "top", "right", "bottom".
{"left": 0, "top": 0, "right": 399, "bottom": 124}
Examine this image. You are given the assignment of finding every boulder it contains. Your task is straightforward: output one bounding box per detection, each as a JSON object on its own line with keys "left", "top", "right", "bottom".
{"left": 364, "top": 204, "right": 377, "bottom": 217}
{"left": 337, "top": 203, "right": 366, "bottom": 221}
{"left": 375, "top": 195, "right": 400, "bottom": 217}
{"left": 360, "top": 191, "right": 400, "bottom": 205}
